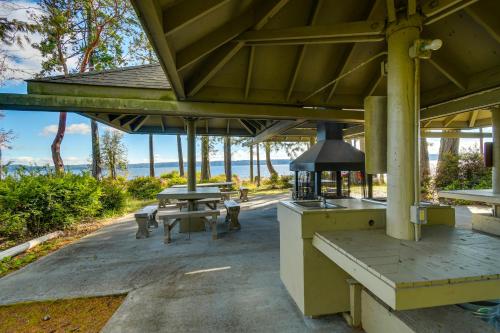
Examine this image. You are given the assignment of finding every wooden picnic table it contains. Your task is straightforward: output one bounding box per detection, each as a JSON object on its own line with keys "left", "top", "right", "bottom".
{"left": 157, "top": 187, "right": 221, "bottom": 233}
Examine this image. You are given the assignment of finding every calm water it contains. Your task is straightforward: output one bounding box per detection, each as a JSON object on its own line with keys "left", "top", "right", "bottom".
{"left": 127, "top": 163, "right": 292, "bottom": 180}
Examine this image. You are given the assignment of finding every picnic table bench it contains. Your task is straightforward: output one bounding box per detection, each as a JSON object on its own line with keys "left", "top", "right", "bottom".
{"left": 239, "top": 187, "right": 249, "bottom": 202}
{"left": 134, "top": 205, "right": 158, "bottom": 239}
{"left": 224, "top": 200, "right": 241, "bottom": 230}
{"left": 159, "top": 209, "right": 221, "bottom": 243}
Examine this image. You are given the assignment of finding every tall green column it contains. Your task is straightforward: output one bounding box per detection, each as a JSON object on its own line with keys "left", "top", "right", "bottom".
{"left": 386, "top": 16, "right": 422, "bottom": 240}
{"left": 186, "top": 118, "right": 197, "bottom": 192}
{"left": 492, "top": 108, "right": 500, "bottom": 193}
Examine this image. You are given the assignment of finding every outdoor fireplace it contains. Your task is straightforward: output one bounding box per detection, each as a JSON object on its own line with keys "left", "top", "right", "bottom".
{"left": 290, "top": 122, "right": 371, "bottom": 200}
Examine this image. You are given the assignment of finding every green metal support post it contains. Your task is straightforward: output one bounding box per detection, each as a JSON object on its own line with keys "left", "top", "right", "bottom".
{"left": 386, "top": 15, "right": 422, "bottom": 240}
{"left": 186, "top": 118, "right": 196, "bottom": 193}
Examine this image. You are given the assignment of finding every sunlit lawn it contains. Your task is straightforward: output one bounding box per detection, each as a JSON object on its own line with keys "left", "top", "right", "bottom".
{"left": 0, "top": 296, "right": 125, "bottom": 333}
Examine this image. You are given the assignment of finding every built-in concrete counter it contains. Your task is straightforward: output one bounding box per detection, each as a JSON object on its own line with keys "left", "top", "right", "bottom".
{"left": 278, "top": 198, "right": 386, "bottom": 316}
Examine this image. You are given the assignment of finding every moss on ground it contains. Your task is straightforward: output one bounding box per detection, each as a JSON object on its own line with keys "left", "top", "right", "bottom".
{"left": 0, "top": 295, "right": 125, "bottom": 333}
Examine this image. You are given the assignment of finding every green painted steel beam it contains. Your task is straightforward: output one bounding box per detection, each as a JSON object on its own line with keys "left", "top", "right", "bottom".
{"left": 0, "top": 93, "right": 364, "bottom": 122}
{"left": 236, "top": 20, "right": 385, "bottom": 45}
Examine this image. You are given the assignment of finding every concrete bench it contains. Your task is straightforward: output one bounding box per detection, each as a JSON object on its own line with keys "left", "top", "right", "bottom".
{"left": 134, "top": 205, "right": 158, "bottom": 239}
{"left": 221, "top": 190, "right": 239, "bottom": 202}
{"left": 239, "top": 187, "right": 249, "bottom": 202}
{"left": 176, "top": 198, "right": 219, "bottom": 210}
{"left": 224, "top": 200, "right": 241, "bottom": 230}
{"left": 159, "top": 209, "right": 221, "bottom": 243}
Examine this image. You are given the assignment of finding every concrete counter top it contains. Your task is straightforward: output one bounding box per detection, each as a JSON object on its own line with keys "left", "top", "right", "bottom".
{"left": 279, "top": 198, "right": 386, "bottom": 215}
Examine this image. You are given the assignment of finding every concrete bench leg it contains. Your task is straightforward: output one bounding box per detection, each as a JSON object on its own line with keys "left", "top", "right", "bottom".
{"left": 163, "top": 219, "right": 179, "bottom": 244}
{"left": 211, "top": 215, "right": 218, "bottom": 240}
{"left": 148, "top": 214, "right": 159, "bottom": 228}
{"left": 239, "top": 189, "right": 249, "bottom": 202}
{"left": 226, "top": 207, "right": 241, "bottom": 230}
{"left": 136, "top": 217, "right": 150, "bottom": 239}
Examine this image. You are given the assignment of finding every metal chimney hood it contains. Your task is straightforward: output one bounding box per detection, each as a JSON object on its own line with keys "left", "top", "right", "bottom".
{"left": 290, "top": 122, "right": 365, "bottom": 172}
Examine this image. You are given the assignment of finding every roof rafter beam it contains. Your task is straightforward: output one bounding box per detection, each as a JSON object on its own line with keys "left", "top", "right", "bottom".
{"left": 421, "top": 86, "right": 500, "bottom": 120}
{"left": 250, "top": 119, "right": 306, "bottom": 144}
{"left": 121, "top": 115, "right": 140, "bottom": 127}
{"left": 236, "top": 20, "right": 385, "bottom": 44}
{"left": 443, "top": 114, "right": 459, "bottom": 127}
{"left": 131, "top": 0, "right": 185, "bottom": 98}
{"left": 163, "top": 0, "right": 231, "bottom": 36}
{"left": 286, "top": 0, "right": 323, "bottom": 101}
{"left": 131, "top": 115, "right": 150, "bottom": 132}
{"left": 427, "top": 57, "right": 467, "bottom": 90}
{"left": 238, "top": 119, "right": 256, "bottom": 135}
{"left": 185, "top": 0, "right": 290, "bottom": 96}
{"left": 244, "top": 46, "right": 255, "bottom": 99}
{"left": 468, "top": 110, "right": 479, "bottom": 127}
{"left": 464, "top": 5, "right": 500, "bottom": 44}
{"left": 422, "top": 0, "right": 479, "bottom": 25}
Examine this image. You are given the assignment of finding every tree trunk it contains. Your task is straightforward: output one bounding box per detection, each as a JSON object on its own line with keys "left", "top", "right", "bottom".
{"left": 91, "top": 120, "right": 101, "bottom": 180}
{"left": 177, "top": 134, "right": 184, "bottom": 176}
{"left": 249, "top": 144, "right": 254, "bottom": 182}
{"left": 200, "top": 136, "right": 211, "bottom": 181}
{"left": 438, "top": 130, "right": 459, "bottom": 163}
{"left": 265, "top": 142, "right": 277, "bottom": 176}
{"left": 51, "top": 112, "right": 67, "bottom": 173}
{"left": 420, "top": 138, "right": 430, "bottom": 180}
{"left": 224, "top": 136, "right": 231, "bottom": 182}
{"left": 256, "top": 144, "right": 261, "bottom": 186}
{"left": 149, "top": 134, "right": 155, "bottom": 177}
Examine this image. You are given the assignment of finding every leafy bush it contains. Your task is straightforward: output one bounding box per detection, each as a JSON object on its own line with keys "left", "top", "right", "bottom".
{"left": 262, "top": 174, "right": 292, "bottom": 189}
{"left": 435, "top": 149, "right": 491, "bottom": 191}
{"left": 99, "top": 178, "right": 128, "bottom": 215}
{"left": 160, "top": 170, "right": 187, "bottom": 187}
{"left": 127, "top": 176, "right": 163, "bottom": 200}
{"left": 0, "top": 172, "right": 101, "bottom": 237}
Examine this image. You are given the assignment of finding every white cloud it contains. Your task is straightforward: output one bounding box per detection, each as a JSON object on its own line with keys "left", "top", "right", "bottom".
{"left": 0, "top": 2, "right": 45, "bottom": 83}
{"left": 41, "top": 123, "right": 91, "bottom": 136}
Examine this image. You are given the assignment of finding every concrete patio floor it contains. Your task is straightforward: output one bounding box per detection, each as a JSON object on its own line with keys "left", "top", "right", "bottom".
{"left": 0, "top": 194, "right": 486, "bottom": 332}
{"left": 0, "top": 193, "right": 358, "bottom": 332}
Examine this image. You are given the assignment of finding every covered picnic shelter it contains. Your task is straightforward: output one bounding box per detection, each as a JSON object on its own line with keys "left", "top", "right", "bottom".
{"left": 1, "top": 0, "right": 500, "bottom": 331}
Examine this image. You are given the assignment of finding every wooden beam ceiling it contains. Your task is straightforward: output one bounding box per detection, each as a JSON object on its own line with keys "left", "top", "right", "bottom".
{"left": 163, "top": 0, "right": 231, "bottom": 36}
{"left": 286, "top": 0, "right": 323, "bottom": 101}
{"left": 131, "top": 0, "right": 185, "bottom": 98}
{"left": 185, "top": 0, "right": 291, "bottom": 97}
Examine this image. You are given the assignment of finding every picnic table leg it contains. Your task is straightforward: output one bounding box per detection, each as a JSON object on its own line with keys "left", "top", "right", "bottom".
{"left": 136, "top": 216, "right": 150, "bottom": 239}
{"left": 211, "top": 214, "right": 218, "bottom": 240}
{"left": 229, "top": 207, "right": 241, "bottom": 230}
{"left": 163, "top": 219, "right": 171, "bottom": 244}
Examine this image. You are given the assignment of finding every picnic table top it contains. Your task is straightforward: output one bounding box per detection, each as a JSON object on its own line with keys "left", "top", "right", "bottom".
{"left": 171, "top": 182, "right": 233, "bottom": 188}
{"left": 157, "top": 186, "right": 221, "bottom": 200}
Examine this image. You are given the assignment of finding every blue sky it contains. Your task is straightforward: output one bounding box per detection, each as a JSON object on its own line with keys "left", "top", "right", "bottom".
{"left": 1, "top": 81, "right": 256, "bottom": 165}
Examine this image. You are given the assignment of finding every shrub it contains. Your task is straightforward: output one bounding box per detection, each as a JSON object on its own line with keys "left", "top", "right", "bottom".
{"left": 0, "top": 172, "right": 101, "bottom": 237}
{"left": 127, "top": 176, "right": 163, "bottom": 200}
{"left": 100, "top": 178, "right": 128, "bottom": 215}
{"left": 160, "top": 170, "right": 187, "bottom": 187}
{"left": 435, "top": 153, "right": 460, "bottom": 190}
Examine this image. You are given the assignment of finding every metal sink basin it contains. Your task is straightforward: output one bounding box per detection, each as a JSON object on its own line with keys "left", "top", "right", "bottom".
{"left": 291, "top": 200, "right": 345, "bottom": 209}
